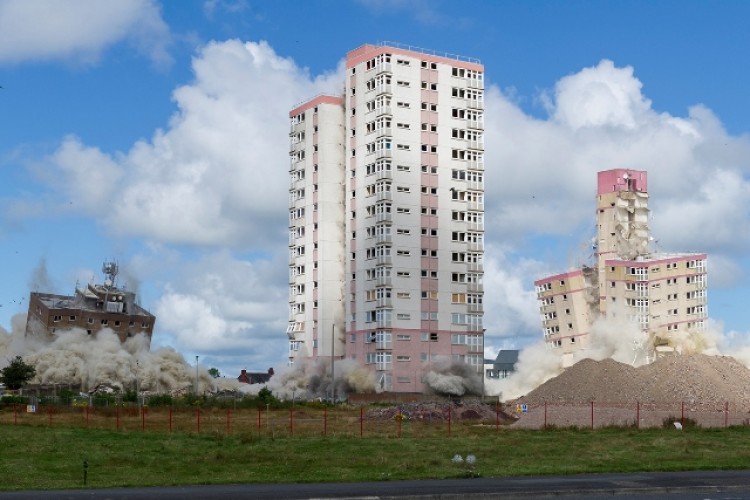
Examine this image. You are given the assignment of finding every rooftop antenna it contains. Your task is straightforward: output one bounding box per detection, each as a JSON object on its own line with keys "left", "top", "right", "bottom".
{"left": 102, "top": 261, "right": 119, "bottom": 288}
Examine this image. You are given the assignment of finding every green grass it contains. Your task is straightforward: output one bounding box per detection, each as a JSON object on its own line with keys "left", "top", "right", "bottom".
{"left": 2, "top": 424, "right": 750, "bottom": 491}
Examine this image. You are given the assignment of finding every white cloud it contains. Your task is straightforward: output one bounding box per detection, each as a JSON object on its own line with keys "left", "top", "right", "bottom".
{"left": 547, "top": 60, "right": 651, "bottom": 130}
{"left": 151, "top": 250, "right": 287, "bottom": 363}
{"left": 0, "top": 0, "right": 171, "bottom": 67}
{"left": 44, "top": 40, "right": 343, "bottom": 249}
{"left": 482, "top": 246, "right": 545, "bottom": 342}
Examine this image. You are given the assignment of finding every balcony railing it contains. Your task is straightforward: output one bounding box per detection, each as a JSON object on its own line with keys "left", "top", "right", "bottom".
{"left": 375, "top": 63, "right": 392, "bottom": 75}
{"left": 376, "top": 233, "right": 392, "bottom": 245}
{"left": 376, "top": 298, "right": 393, "bottom": 309}
{"left": 377, "top": 255, "right": 392, "bottom": 266}
{"left": 376, "top": 318, "right": 392, "bottom": 329}
{"left": 466, "top": 99, "right": 484, "bottom": 110}
{"left": 376, "top": 276, "right": 392, "bottom": 287}
{"left": 376, "top": 191, "right": 393, "bottom": 202}
{"left": 375, "top": 84, "right": 392, "bottom": 95}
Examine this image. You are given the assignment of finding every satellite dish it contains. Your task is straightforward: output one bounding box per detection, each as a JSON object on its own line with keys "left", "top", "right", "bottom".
{"left": 623, "top": 172, "right": 629, "bottom": 179}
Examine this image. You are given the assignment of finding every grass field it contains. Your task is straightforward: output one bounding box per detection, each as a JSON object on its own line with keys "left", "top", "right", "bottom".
{"left": 2, "top": 418, "right": 750, "bottom": 491}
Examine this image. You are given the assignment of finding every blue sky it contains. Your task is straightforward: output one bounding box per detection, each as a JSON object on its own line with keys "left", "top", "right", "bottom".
{"left": 1, "top": 0, "right": 749, "bottom": 376}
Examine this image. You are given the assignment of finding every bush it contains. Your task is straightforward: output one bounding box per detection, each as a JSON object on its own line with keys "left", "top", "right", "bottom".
{"left": 146, "top": 394, "right": 174, "bottom": 407}
{"left": 1, "top": 395, "right": 29, "bottom": 404}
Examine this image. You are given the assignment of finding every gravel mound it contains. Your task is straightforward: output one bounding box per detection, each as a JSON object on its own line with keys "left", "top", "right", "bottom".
{"left": 366, "top": 400, "right": 514, "bottom": 423}
{"left": 510, "top": 354, "right": 750, "bottom": 428}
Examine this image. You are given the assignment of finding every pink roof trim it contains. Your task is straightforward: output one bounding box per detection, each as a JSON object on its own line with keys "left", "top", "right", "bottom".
{"left": 346, "top": 44, "right": 483, "bottom": 72}
{"left": 597, "top": 169, "right": 648, "bottom": 195}
{"left": 289, "top": 95, "right": 343, "bottom": 118}
{"left": 534, "top": 269, "right": 583, "bottom": 286}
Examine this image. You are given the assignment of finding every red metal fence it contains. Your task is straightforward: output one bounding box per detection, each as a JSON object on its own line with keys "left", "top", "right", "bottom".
{"left": 510, "top": 400, "right": 748, "bottom": 429}
{"left": 1, "top": 401, "right": 747, "bottom": 435}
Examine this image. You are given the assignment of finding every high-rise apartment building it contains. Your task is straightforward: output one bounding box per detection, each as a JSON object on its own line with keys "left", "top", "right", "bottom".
{"left": 534, "top": 169, "right": 708, "bottom": 366}
{"left": 288, "top": 43, "right": 485, "bottom": 392}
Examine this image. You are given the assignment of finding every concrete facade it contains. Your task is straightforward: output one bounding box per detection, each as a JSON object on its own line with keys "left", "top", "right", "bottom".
{"left": 288, "top": 43, "right": 485, "bottom": 392}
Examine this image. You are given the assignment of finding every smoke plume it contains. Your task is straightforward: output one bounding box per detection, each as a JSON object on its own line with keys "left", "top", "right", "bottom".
{"left": 266, "top": 358, "right": 377, "bottom": 400}
{"left": 487, "top": 306, "right": 738, "bottom": 401}
{"left": 28, "top": 258, "right": 53, "bottom": 293}
{"left": 0, "top": 314, "right": 236, "bottom": 394}
{"left": 422, "top": 357, "right": 482, "bottom": 397}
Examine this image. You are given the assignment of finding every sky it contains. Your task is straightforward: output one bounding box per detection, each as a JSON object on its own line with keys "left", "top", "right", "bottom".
{"left": 1, "top": 0, "right": 749, "bottom": 378}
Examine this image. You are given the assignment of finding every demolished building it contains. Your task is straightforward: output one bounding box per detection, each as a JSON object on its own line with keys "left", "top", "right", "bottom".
{"left": 534, "top": 169, "right": 707, "bottom": 366}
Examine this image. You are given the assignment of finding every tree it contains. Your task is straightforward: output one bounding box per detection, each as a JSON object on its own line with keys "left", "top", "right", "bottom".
{"left": 208, "top": 367, "right": 221, "bottom": 378}
{"left": 0, "top": 356, "right": 36, "bottom": 390}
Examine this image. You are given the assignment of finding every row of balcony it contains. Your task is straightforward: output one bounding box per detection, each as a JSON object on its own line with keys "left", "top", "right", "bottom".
{"left": 368, "top": 298, "right": 484, "bottom": 313}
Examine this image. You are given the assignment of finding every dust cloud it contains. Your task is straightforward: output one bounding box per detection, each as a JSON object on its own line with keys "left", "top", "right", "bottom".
{"left": 267, "top": 358, "right": 377, "bottom": 400}
{"left": 486, "top": 308, "right": 740, "bottom": 401}
{"left": 422, "top": 357, "right": 482, "bottom": 397}
{"left": 0, "top": 314, "right": 235, "bottom": 394}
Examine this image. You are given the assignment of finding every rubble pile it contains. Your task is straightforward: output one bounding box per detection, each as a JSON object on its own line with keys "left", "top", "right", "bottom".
{"left": 511, "top": 354, "right": 750, "bottom": 428}
{"left": 366, "top": 400, "right": 514, "bottom": 423}
{"left": 516, "top": 354, "right": 750, "bottom": 407}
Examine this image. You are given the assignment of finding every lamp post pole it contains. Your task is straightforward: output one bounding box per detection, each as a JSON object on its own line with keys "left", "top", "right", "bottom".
{"left": 195, "top": 355, "right": 199, "bottom": 395}
{"left": 331, "top": 324, "right": 335, "bottom": 403}
{"left": 135, "top": 360, "right": 140, "bottom": 408}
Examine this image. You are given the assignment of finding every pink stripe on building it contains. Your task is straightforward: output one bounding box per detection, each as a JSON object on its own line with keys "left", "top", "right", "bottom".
{"left": 289, "top": 94, "right": 343, "bottom": 118}
{"left": 345, "top": 44, "right": 484, "bottom": 72}
{"left": 534, "top": 269, "right": 583, "bottom": 287}
{"left": 597, "top": 169, "right": 648, "bottom": 194}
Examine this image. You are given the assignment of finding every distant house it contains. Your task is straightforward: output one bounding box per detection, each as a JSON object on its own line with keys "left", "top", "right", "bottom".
{"left": 486, "top": 350, "right": 519, "bottom": 379}
{"left": 237, "top": 368, "right": 274, "bottom": 384}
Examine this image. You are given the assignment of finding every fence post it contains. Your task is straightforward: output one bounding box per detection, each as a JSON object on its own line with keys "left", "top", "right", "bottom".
{"left": 169, "top": 407, "right": 173, "bottom": 433}
{"left": 447, "top": 405, "right": 451, "bottom": 436}
{"left": 289, "top": 409, "right": 293, "bottom": 437}
{"left": 495, "top": 400, "right": 499, "bottom": 431}
{"left": 86, "top": 406, "right": 90, "bottom": 428}
{"left": 116, "top": 405, "right": 120, "bottom": 431}
{"left": 14, "top": 403, "right": 17, "bottom": 425}
{"left": 142, "top": 407, "right": 146, "bottom": 432}
{"left": 636, "top": 401, "right": 640, "bottom": 430}
{"left": 324, "top": 407, "right": 327, "bottom": 436}
{"left": 681, "top": 401, "right": 685, "bottom": 427}
{"left": 590, "top": 401, "right": 594, "bottom": 429}
{"left": 196, "top": 408, "right": 201, "bottom": 433}
{"left": 226, "top": 409, "right": 231, "bottom": 434}
{"left": 257, "top": 408, "right": 261, "bottom": 433}
{"left": 544, "top": 401, "right": 548, "bottom": 430}
{"left": 48, "top": 407, "right": 52, "bottom": 427}
{"left": 360, "top": 407, "right": 363, "bottom": 437}
{"left": 725, "top": 402, "right": 729, "bottom": 428}
{"left": 397, "top": 408, "right": 402, "bottom": 438}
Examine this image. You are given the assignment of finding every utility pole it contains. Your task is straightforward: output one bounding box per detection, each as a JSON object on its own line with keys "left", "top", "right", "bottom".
{"left": 195, "top": 355, "right": 199, "bottom": 395}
